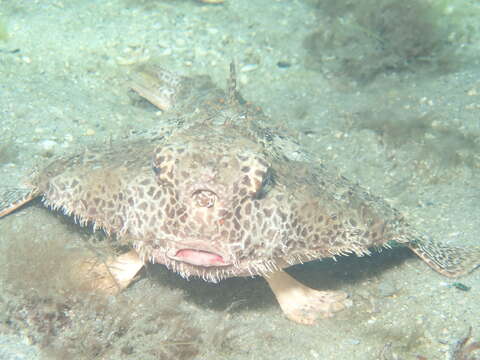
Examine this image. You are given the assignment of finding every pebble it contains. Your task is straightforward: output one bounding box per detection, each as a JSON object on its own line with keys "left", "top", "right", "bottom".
{"left": 38, "top": 139, "right": 58, "bottom": 157}
{"left": 240, "top": 63, "right": 259, "bottom": 72}
{"left": 467, "top": 88, "right": 477, "bottom": 96}
{"left": 277, "top": 60, "right": 291, "bottom": 68}
{"left": 39, "top": 139, "right": 58, "bottom": 152}
{"left": 161, "top": 47, "right": 172, "bottom": 56}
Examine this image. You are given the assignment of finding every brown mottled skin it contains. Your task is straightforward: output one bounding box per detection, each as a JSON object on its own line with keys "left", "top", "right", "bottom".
{"left": 0, "top": 64, "right": 478, "bottom": 324}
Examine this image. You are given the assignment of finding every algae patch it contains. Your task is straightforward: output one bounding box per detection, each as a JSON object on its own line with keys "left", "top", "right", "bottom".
{"left": 305, "top": 0, "right": 476, "bottom": 84}
{"left": 0, "top": 232, "right": 202, "bottom": 360}
{"left": 0, "top": 223, "right": 246, "bottom": 359}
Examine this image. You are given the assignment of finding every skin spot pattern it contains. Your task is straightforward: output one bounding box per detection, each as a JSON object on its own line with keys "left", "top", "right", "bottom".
{"left": 10, "top": 65, "right": 474, "bottom": 286}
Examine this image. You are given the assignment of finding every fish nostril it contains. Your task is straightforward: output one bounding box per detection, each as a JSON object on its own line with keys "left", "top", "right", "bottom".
{"left": 192, "top": 189, "right": 217, "bottom": 208}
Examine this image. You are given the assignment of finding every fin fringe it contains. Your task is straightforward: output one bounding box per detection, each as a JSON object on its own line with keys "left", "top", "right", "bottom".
{"left": 409, "top": 235, "right": 480, "bottom": 278}
{"left": 0, "top": 187, "right": 38, "bottom": 218}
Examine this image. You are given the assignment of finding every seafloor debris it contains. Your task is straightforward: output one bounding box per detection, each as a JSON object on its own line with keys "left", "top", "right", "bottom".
{"left": 451, "top": 327, "right": 480, "bottom": 360}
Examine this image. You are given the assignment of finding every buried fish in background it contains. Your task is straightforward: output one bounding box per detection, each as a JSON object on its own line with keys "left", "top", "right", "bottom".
{"left": 1, "top": 63, "right": 479, "bottom": 325}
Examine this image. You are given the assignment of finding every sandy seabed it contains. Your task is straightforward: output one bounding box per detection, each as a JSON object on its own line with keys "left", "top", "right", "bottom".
{"left": 0, "top": 0, "right": 479, "bottom": 359}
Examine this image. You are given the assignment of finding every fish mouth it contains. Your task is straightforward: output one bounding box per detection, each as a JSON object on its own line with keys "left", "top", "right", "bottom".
{"left": 167, "top": 248, "right": 231, "bottom": 267}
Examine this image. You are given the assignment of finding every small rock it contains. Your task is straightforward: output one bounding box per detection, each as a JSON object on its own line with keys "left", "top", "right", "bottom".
{"left": 39, "top": 139, "right": 58, "bottom": 157}
{"left": 467, "top": 88, "right": 477, "bottom": 96}
{"left": 39, "top": 139, "right": 58, "bottom": 152}
{"left": 241, "top": 64, "right": 258, "bottom": 72}
{"left": 277, "top": 60, "right": 291, "bottom": 68}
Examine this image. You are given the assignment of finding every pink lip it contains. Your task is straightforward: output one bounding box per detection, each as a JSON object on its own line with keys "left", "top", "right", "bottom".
{"left": 172, "top": 248, "right": 227, "bottom": 267}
